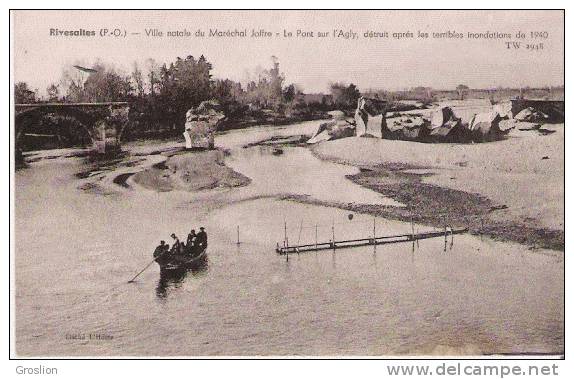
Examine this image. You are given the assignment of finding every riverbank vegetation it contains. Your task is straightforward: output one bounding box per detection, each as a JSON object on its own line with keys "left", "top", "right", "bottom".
{"left": 15, "top": 53, "right": 564, "bottom": 152}
{"left": 16, "top": 55, "right": 350, "bottom": 151}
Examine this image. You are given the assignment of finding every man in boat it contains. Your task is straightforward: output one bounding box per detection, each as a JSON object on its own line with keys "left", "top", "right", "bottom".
{"left": 153, "top": 240, "right": 169, "bottom": 259}
{"left": 170, "top": 233, "right": 183, "bottom": 254}
{"left": 186, "top": 229, "right": 197, "bottom": 255}
{"left": 187, "top": 229, "right": 197, "bottom": 247}
{"left": 197, "top": 227, "right": 208, "bottom": 249}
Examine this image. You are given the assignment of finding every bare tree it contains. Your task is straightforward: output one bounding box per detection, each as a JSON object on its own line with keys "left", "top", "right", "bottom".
{"left": 131, "top": 62, "right": 145, "bottom": 98}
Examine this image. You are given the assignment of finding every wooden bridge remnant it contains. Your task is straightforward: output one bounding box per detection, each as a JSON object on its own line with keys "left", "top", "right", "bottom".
{"left": 276, "top": 227, "right": 468, "bottom": 255}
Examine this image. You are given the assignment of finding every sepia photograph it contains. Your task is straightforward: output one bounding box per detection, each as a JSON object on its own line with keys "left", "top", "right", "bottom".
{"left": 10, "top": 9, "right": 564, "bottom": 360}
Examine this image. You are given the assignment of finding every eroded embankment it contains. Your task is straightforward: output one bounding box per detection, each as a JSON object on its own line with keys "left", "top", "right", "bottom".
{"left": 282, "top": 165, "right": 563, "bottom": 251}
{"left": 349, "top": 166, "right": 563, "bottom": 250}
{"left": 309, "top": 135, "right": 564, "bottom": 251}
{"left": 132, "top": 149, "right": 250, "bottom": 192}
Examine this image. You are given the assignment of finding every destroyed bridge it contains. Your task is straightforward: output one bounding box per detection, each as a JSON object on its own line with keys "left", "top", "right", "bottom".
{"left": 15, "top": 102, "right": 130, "bottom": 155}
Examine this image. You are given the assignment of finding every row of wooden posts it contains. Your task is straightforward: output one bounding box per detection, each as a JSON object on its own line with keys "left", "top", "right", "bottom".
{"left": 275, "top": 215, "right": 467, "bottom": 259}
{"left": 232, "top": 213, "right": 470, "bottom": 261}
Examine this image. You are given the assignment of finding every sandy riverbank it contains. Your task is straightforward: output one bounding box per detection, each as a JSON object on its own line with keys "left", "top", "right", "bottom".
{"left": 132, "top": 149, "right": 250, "bottom": 192}
{"left": 311, "top": 125, "right": 564, "bottom": 251}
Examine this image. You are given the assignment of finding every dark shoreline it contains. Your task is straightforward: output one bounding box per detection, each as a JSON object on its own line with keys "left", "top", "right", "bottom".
{"left": 348, "top": 166, "right": 564, "bottom": 251}
{"left": 19, "top": 118, "right": 564, "bottom": 252}
{"left": 193, "top": 125, "right": 564, "bottom": 252}
{"left": 286, "top": 158, "right": 564, "bottom": 251}
{"left": 123, "top": 112, "right": 329, "bottom": 142}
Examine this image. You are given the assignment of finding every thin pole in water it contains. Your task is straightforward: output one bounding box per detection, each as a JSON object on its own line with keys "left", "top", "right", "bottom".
{"left": 332, "top": 218, "right": 335, "bottom": 251}
{"left": 284, "top": 219, "right": 288, "bottom": 247}
{"left": 237, "top": 225, "right": 240, "bottom": 245}
{"left": 411, "top": 210, "right": 415, "bottom": 241}
{"left": 128, "top": 249, "right": 169, "bottom": 283}
{"left": 372, "top": 216, "right": 377, "bottom": 253}
{"left": 128, "top": 259, "right": 157, "bottom": 283}
{"left": 443, "top": 214, "right": 448, "bottom": 252}
{"left": 315, "top": 224, "right": 318, "bottom": 251}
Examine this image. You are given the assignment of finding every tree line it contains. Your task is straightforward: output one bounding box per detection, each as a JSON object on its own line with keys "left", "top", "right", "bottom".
{"left": 15, "top": 55, "right": 363, "bottom": 144}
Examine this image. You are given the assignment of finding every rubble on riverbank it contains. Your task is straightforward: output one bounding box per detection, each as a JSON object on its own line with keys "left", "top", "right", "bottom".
{"left": 307, "top": 111, "right": 355, "bottom": 144}
{"left": 310, "top": 120, "right": 564, "bottom": 251}
{"left": 307, "top": 97, "right": 562, "bottom": 145}
{"left": 183, "top": 100, "right": 226, "bottom": 150}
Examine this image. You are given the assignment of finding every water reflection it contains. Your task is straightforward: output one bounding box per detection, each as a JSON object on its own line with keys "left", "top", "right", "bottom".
{"left": 155, "top": 255, "right": 209, "bottom": 299}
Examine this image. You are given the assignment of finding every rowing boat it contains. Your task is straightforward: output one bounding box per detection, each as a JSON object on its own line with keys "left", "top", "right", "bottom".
{"left": 155, "top": 246, "right": 207, "bottom": 270}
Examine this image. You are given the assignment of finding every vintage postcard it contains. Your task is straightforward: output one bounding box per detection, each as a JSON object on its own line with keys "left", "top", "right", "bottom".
{"left": 10, "top": 9, "right": 564, "bottom": 359}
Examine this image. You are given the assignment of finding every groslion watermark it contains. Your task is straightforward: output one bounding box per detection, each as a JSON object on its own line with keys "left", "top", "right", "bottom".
{"left": 15, "top": 365, "right": 58, "bottom": 375}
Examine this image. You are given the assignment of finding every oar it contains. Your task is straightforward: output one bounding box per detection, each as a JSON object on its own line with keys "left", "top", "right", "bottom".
{"left": 128, "top": 250, "right": 169, "bottom": 283}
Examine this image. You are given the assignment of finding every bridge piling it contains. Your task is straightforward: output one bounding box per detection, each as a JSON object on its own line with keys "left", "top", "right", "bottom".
{"left": 15, "top": 102, "right": 129, "bottom": 156}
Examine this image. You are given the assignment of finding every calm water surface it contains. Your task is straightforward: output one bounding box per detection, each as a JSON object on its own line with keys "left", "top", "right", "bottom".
{"left": 15, "top": 122, "right": 563, "bottom": 356}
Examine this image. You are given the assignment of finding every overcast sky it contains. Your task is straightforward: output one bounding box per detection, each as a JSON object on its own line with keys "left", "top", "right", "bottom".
{"left": 12, "top": 10, "right": 564, "bottom": 95}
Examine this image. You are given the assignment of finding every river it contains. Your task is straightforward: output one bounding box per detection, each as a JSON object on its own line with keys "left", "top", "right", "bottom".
{"left": 14, "top": 121, "right": 564, "bottom": 356}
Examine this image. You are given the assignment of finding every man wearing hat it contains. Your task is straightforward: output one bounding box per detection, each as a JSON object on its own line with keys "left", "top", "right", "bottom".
{"left": 197, "top": 227, "right": 208, "bottom": 249}
{"left": 153, "top": 240, "right": 169, "bottom": 258}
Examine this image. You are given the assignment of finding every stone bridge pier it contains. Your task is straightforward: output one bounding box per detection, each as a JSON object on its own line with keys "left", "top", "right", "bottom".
{"left": 15, "top": 102, "right": 130, "bottom": 155}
